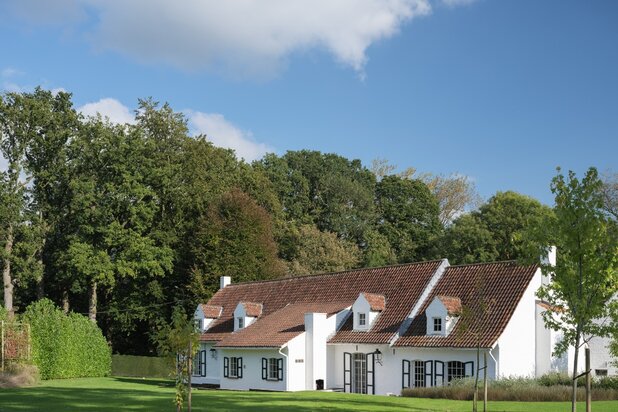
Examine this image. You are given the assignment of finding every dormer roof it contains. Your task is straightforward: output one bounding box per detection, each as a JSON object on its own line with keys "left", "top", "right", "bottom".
{"left": 362, "top": 293, "right": 385, "bottom": 311}
{"left": 239, "top": 302, "right": 263, "bottom": 317}
{"left": 200, "top": 304, "right": 223, "bottom": 319}
{"left": 436, "top": 295, "right": 461, "bottom": 316}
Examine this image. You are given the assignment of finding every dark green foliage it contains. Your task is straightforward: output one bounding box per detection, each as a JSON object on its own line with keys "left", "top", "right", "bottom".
{"left": 189, "top": 189, "right": 286, "bottom": 299}
{"left": 443, "top": 191, "right": 552, "bottom": 264}
{"left": 111, "top": 354, "right": 173, "bottom": 378}
{"left": 375, "top": 175, "right": 442, "bottom": 262}
{"left": 23, "top": 299, "right": 111, "bottom": 379}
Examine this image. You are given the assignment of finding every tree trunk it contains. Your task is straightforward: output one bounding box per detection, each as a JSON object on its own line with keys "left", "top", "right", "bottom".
{"left": 483, "top": 351, "right": 488, "bottom": 412}
{"left": 62, "top": 289, "right": 70, "bottom": 314}
{"left": 585, "top": 347, "right": 591, "bottom": 412}
{"left": 473, "top": 346, "right": 479, "bottom": 412}
{"left": 88, "top": 281, "right": 97, "bottom": 322}
{"left": 36, "top": 230, "right": 45, "bottom": 299}
{"left": 188, "top": 340, "right": 192, "bottom": 412}
{"left": 572, "top": 331, "right": 581, "bottom": 412}
{"left": 2, "top": 224, "right": 14, "bottom": 318}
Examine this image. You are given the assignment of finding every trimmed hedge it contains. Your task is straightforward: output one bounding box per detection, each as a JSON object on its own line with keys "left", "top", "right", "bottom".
{"left": 401, "top": 376, "right": 618, "bottom": 401}
{"left": 23, "top": 299, "right": 111, "bottom": 379}
{"left": 111, "top": 354, "right": 173, "bottom": 378}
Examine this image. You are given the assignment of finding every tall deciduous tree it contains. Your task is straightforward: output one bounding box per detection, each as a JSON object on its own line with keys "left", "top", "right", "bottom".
{"left": 531, "top": 168, "right": 618, "bottom": 412}
{"left": 57, "top": 119, "right": 173, "bottom": 322}
{"left": 443, "top": 191, "right": 552, "bottom": 264}
{"left": 286, "top": 224, "right": 361, "bottom": 276}
{"left": 375, "top": 175, "right": 441, "bottom": 263}
{"left": 189, "top": 189, "right": 286, "bottom": 300}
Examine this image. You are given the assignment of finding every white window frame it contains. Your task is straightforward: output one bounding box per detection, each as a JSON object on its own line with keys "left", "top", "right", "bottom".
{"left": 268, "top": 358, "right": 278, "bottom": 380}
{"left": 229, "top": 357, "right": 239, "bottom": 378}
{"left": 432, "top": 317, "right": 442, "bottom": 333}
{"left": 358, "top": 313, "right": 367, "bottom": 327}
{"left": 237, "top": 317, "right": 244, "bottom": 329}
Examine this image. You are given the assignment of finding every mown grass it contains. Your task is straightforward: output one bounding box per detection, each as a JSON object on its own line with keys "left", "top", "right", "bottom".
{"left": 1, "top": 377, "right": 618, "bottom": 411}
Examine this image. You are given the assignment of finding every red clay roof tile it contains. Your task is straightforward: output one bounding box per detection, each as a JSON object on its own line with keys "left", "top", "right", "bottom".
{"left": 362, "top": 292, "right": 386, "bottom": 311}
{"left": 200, "top": 304, "right": 223, "bottom": 318}
{"left": 200, "top": 260, "right": 444, "bottom": 345}
{"left": 393, "top": 261, "right": 538, "bottom": 348}
{"left": 436, "top": 295, "right": 462, "bottom": 315}
{"left": 215, "top": 301, "right": 351, "bottom": 348}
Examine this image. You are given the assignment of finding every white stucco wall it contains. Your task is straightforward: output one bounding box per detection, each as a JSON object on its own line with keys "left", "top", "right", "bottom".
{"left": 327, "top": 344, "right": 495, "bottom": 396}
{"left": 286, "top": 334, "right": 307, "bottom": 391}
{"left": 495, "top": 269, "right": 541, "bottom": 378}
{"left": 219, "top": 348, "right": 288, "bottom": 391}
{"left": 192, "top": 342, "right": 221, "bottom": 385}
{"left": 588, "top": 335, "right": 617, "bottom": 376}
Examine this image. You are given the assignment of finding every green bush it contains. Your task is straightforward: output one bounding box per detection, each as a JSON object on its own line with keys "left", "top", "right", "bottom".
{"left": 23, "top": 299, "right": 111, "bottom": 379}
{"left": 111, "top": 355, "right": 173, "bottom": 378}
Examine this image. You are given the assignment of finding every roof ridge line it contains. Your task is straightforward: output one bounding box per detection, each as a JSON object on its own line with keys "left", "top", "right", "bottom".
{"left": 224, "top": 259, "right": 445, "bottom": 287}
{"left": 447, "top": 259, "right": 536, "bottom": 268}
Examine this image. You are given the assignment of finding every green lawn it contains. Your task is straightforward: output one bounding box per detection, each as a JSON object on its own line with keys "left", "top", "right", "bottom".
{"left": 0, "top": 377, "right": 616, "bottom": 412}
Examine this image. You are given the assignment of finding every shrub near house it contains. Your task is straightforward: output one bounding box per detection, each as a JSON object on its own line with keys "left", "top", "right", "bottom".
{"left": 23, "top": 299, "right": 111, "bottom": 379}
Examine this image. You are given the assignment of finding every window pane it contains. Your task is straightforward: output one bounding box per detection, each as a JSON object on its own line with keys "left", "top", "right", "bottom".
{"left": 414, "top": 361, "right": 425, "bottom": 388}
{"left": 447, "top": 361, "right": 465, "bottom": 382}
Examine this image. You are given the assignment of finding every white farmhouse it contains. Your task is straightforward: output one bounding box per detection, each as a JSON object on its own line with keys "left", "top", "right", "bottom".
{"left": 191, "top": 256, "right": 615, "bottom": 395}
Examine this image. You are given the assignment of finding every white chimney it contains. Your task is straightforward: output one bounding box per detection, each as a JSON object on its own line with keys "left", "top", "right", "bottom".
{"left": 220, "top": 276, "right": 231, "bottom": 289}
{"left": 541, "top": 246, "right": 557, "bottom": 267}
{"left": 540, "top": 246, "right": 556, "bottom": 286}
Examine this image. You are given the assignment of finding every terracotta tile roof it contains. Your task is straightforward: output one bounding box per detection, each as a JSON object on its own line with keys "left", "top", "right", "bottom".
{"left": 240, "top": 302, "right": 263, "bottom": 317}
{"left": 362, "top": 292, "right": 386, "bottom": 311}
{"left": 200, "top": 260, "right": 444, "bottom": 344}
{"left": 536, "top": 301, "right": 564, "bottom": 313}
{"left": 215, "top": 302, "right": 351, "bottom": 348}
{"left": 200, "top": 304, "right": 223, "bottom": 318}
{"left": 437, "top": 295, "right": 462, "bottom": 315}
{"left": 394, "top": 261, "right": 538, "bottom": 348}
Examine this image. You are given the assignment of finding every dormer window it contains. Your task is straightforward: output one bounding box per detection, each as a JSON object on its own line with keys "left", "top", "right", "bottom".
{"left": 433, "top": 317, "right": 442, "bottom": 333}
{"left": 352, "top": 292, "right": 385, "bottom": 331}
{"left": 233, "top": 302, "right": 263, "bottom": 331}
{"left": 194, "top": 304, "right": 222, "bottom": 332}
{"left": 425, "top": 295, "right": 461, "bottom": 337}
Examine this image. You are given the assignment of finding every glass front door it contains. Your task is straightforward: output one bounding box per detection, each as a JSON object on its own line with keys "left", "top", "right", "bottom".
{"left": 352, "top": 353, "right": 367, "bottom": 394}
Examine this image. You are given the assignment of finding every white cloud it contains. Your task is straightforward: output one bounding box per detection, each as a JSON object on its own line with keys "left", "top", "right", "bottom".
{"left": 77, "top": 98, "right": 136, "bottom": 125}
{"left": 3, "top": 0, "right": 432, "bottom": 77}
{"left": 188, "top": 112, "right": 273, "bottom": 162}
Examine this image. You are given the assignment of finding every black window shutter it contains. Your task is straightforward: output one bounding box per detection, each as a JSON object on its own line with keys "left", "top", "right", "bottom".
{"left": 223, "top": 357, "right": 229, "bottom": 378}
{"left": 434, "top": 361, "right": 444, "bottom": 386}
{"left": 343, "top": 352, "right": 352, "bottom": 393}
{"left": 237, "top": 357, "right": 243, "bottom": 379}
{"left": 200, "top": 350, "right": 207, "bottom": 377}
{"left": 424, "top": 360, "right": 433, "bottom": 388}
{"left": 366, "top": 352, "right": 375, "bottom": 395}
{"left": 402, "top": 360, "right": 410, "bottom": 389}
{"left": 277, "top": 358, "right": 283, "bottom": 381}
{"left": 464, "top": 361, "right": 474, "bottom": 377}
{"left": 262, "top": 358, "right": 267, "bottom": 380}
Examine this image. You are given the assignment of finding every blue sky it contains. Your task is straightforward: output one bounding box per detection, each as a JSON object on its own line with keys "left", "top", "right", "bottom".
{"left": 1, "top": 0, "right": 616, "bottom": 205}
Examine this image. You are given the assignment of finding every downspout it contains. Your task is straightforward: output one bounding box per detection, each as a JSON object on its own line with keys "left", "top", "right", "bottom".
{"left": 489, "top": 346, "right": 498, "bottom": 379}
{"left": 279, "top": 346, "right": 289, "bottom": 390}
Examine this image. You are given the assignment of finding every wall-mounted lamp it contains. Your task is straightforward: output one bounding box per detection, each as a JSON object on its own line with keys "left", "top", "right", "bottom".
{"left": 210, "top": 348, "right": 217, "bottom": 359}
{"left": 373, "top": 348, "right": 383, "bottom": 366}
